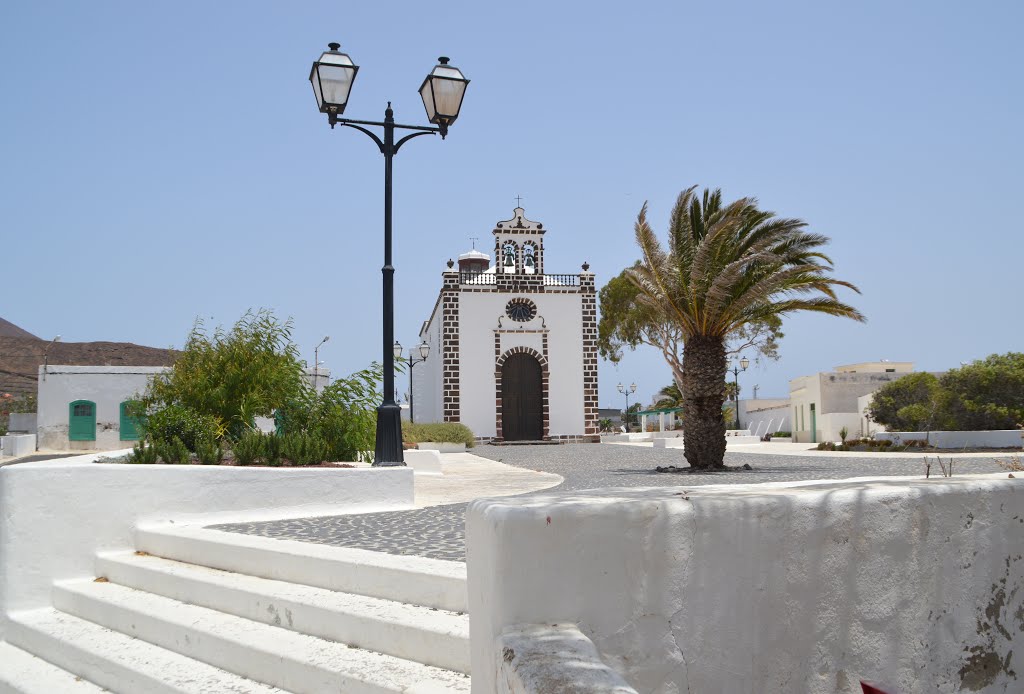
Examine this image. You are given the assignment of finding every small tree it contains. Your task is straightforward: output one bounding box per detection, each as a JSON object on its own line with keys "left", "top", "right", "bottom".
{"left": 866, "top": 372, "right": 948, "bottom": 431}
{"left": 940, "top": 353, "right": 1024, "bottom": 430}
{"left": 140, "top": 310, "right": 306, "bottom": 439}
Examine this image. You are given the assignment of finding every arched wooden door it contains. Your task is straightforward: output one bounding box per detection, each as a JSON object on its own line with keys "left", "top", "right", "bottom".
{"left": 501, "top": 353, "right": 543, "bottom": 441}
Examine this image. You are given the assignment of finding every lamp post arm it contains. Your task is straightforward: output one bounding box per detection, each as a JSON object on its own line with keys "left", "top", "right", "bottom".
{"left": 337, "top": 122, "right": 385, "bottom": 153}
{"left": 393, "top": 130, "right": 437, "bottom": 154}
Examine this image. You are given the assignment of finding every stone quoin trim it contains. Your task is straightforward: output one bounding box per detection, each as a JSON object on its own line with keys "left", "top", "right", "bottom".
{"left": 494, "top": 345, "right": 550, "bottom": 441}
{"left": 441, "top": 271, "right": 461, "bottom": 422}
{"left": 580, "top": 272, "right": 600, "bottom": 439}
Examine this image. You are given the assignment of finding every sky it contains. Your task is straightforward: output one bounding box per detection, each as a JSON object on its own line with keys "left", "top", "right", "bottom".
{"left": 2, "top": 1, "right": 1022, "bottom": 411}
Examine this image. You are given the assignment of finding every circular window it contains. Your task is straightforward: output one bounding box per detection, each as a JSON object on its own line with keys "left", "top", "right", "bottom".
{"left": 506, "top": 298, "right": 537, "bottom": 323}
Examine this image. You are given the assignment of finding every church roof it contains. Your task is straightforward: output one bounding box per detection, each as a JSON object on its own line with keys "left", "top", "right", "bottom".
{"left": 494, "top": 207, "right": 544, "bottom": 233}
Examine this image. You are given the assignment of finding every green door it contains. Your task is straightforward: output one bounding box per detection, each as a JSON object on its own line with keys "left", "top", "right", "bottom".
{"left": 120, "top": 401, "right": 140, "bottom": 441}
{"left": 810, "top": 403, "right": 817, "bottom": 444}
{"left": 69, "top": 400, "right": 97, "bottom": 441}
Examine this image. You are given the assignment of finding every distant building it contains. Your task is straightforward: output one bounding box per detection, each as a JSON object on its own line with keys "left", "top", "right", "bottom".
{"left": 789, "top": 361, "right": 914, "bottom": 443}
{"left": 737, "top": 398, "right": 792, "bottom": 436}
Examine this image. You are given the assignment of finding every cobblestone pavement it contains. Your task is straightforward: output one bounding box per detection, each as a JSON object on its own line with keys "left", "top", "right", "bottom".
{"left": 211, "top": 444, "right": 1009, "bottom": 562}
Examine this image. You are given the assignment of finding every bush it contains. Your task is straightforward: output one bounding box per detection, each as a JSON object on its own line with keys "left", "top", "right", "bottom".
{"left": 127, "top": 441, "right": 158, "bottom": 464}
{"left": 263, "top": 432, "right": 283, "bottom": 467}
{"left": 155, "top": 436, "right": 191, "bottom": 464}
{"left": 402, "top": 422, "right": 475, "bottom": 448}
{"left": 773, "top": 431, "right": 791, "bottom": 437}
{"left": 141, "top": 404, "right": 222, "bottom": 452}
{"left": 276, "top": 363, "right": 383, "bottom": 463}
{"left": 232, "top": 429, "right": 264, "bottom": 465}
{"left": 281, "top": 431, "right": 329, "bottom": 466}
{"left": 194, "top": 434, "right": 224, "bottom": 465}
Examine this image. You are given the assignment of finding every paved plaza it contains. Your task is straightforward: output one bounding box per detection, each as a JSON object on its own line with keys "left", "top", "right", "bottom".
{"left": 211, "top": 443, "right": 1010, "bottom": 562}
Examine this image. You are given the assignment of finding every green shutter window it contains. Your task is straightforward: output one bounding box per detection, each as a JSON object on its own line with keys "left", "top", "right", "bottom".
{"left": 69, "top": 400, "right": 97, "bottom": 441}
{"left": 120, "top": 401, "right": 141, "bottom": 441}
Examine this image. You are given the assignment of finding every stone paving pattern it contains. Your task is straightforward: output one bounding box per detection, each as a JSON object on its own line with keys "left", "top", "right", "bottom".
{"left": 211, "top": 444, "right": 1008, "bottom": 562}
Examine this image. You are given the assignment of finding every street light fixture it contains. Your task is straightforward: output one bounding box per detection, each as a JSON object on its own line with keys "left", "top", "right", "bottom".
{"left": 309, "top": 43, "right": 469, "bottom": 466}
{"left": 313, "top": 336, "right": 330, "bottom": 390}
{"left": 42, "top": 335, "right": 61, "bottom": 382}
{"left": 396, "top": 340, "right": 431, "bottom": 423}
{"left": 729, "top": 356, "right": 749, "bottom": 430}
{"left": 617, "top": 381, "right": 637, "bottom": 431}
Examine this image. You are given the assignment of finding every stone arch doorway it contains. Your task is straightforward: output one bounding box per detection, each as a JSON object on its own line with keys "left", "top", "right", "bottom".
{"left": 500, "top": 352, "right": 544, "bottom": 441}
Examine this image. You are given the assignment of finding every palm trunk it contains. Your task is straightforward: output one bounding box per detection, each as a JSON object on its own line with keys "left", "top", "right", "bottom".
{"left": 682, "top": 334, "right": 727, "bottom": 470}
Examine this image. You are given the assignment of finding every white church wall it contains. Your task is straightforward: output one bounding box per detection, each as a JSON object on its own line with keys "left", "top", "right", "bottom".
{"left": 413, "top": 305, "right": 444, "bottom": 424}
{"left": 534, "top": 293, "right": 586, "bottom": 437}
{"left": 458, "top": 293, "right": 502, "bottom": 438}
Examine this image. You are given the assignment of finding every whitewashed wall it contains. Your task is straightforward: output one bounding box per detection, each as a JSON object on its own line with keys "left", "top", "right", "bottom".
{"left": 468, "top": 474, "right": 1024, "bottom": 693}
{"left": 36, "top": 366, "right": 168, "bottom": 450}
{"left": 875, "top": 430, "right": 1023, "bottom": 449}
{"left": 0, "top": 454, "right": 413, "bottom": 641}
{"left": 458, "top": 292, "right": 585, "bottom": 438}
{"left": 413, "top": 298, "right": 445, "bottom": 425}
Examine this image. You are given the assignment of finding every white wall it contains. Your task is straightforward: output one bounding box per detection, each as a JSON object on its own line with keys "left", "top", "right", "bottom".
{"left": 467, "top": 474, "right": 1024, "bottom": 693}
{"left": 36, "top": 366, "right": 168, "bottom": 451}
{"left": 6, "top": 413, "right": 36, "bottom": 435}
{"left": 875, "top": 430, "right": 1023, "bottom": 449}
{"left": 0, "top": 454, "right": 414, "bottom": 641}
{"left": 414, "top": 299, "right": 444, "bottom": 425}
{"left": 739, "top": 400, "right": 791, "bottom": 437}
{"left": 457, "top": 292, "right": 586, "bottom": 439}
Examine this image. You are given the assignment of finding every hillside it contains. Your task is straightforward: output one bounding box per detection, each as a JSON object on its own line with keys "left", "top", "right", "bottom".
{"left": 0, "top": 335, "right": 178, "bottom": 396}
{"left": 0, "top": 317, "right": 39, "bottom": 340}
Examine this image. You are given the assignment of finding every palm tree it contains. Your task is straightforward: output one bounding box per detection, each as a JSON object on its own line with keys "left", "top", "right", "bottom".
{"left": 655, "top": 382, "right": 683, "bottom": 409}
{"left": 629, "top": 186, "right": 864, "bottom": 469}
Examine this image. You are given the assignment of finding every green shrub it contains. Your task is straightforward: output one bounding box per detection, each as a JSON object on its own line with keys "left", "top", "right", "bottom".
{"left": 772, "top": 431, "right": 791, "bottom": 438}
{"left": 155, "top": 436, "right": 192, "bottom": 464}
{"left": 816, "top": 441, "right": 837, "bottom": 451}
{"left": 263, "top": 432, "right": 283, "bottom": 467}
{"left": 127, "top": 441, "right": 158, "bottom": 464}
{"left": 402, "top": 422, "right": 475, "bottom": 448}
{"left": 194, "top": 435, "right": 224, "bottom": 465}
{"left": 142, "top": 405, "right": 222, "bottom": 452}
{"left": 232, "top": 429, "right": 264, "bottom": 465}
{"left": 281, "top": 431, "right": 329, "bottom": 466}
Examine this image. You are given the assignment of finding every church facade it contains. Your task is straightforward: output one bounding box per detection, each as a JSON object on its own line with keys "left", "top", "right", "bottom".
{"left": 412, "top": 208, "right": 599, "bottom": 442}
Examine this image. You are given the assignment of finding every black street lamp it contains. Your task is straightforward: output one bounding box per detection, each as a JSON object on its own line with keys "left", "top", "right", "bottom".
{"left": 309, "top": 44, "right": 469, "bottom": 466}
{"left": 728, "top": 356, "right": 750, "bottom": 430}
{"left": 397, "top": 340, "right": 430, "bottom": 423}
{"left": 617, "top": 382, "right": 637, "bottom": 431}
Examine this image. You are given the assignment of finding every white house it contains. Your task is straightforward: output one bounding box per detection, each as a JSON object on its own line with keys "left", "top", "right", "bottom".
{"left": 412, "top": 207, "right": 599, "bottom": 442}
{"left": 37, "top": 365, "right": 331, "bottom": 451}
{"left": 789, "top": 361, "right": 914, "bottom": 443}
{"left": 36, "top": 366, "right": 167, "bottom": 451}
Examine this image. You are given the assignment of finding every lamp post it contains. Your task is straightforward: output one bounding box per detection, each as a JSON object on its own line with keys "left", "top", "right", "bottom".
{"left": 313, "top": 335, "right": 330, "bottom": 390}
{"left": 396, "top": 340, "right": 430, "bottom": 423}
{"left": 42, "top": 335, "right": 61, "bottom": 382}
{"left": 617, "top": 382, "right": 637, "bottom": 431}
{"left": 309, "top": 44, "right": 469, "bottom": 466}
{"left": 728, "top": 356, "right": 749, "bottom": 430}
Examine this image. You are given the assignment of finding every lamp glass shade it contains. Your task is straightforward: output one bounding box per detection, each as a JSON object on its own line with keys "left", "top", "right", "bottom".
{"left": 393, "top": 341, "right": 403, "bottom": 359}
{"left": 419, "top": 58, "right": 469, "bottom": 127}
{"left": 617, "top": 383, "right": 624, "bottom": 393}
{"left": 310, "top": 46, "right": 358, "bottom": 114}
{"left": 740, "top": 357, "right": 750, "bottom": 370}
{"left": 418, "top": 341, "right": 430, "bottom": 360}
{"left": 630, "top": 383, "right": 637, "bottom": 393}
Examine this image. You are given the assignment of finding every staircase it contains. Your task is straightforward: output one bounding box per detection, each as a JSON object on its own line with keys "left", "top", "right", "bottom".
{"left": 1, "top": 525, "right": 471, "bottom": 693}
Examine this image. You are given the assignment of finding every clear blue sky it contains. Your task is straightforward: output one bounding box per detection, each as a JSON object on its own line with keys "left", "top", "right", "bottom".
{"left": 3, "top": 1, "right": 1021, "bottom": 410}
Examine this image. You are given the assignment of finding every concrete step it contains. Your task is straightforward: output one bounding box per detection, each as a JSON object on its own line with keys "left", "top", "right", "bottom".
{"left": 5, "top": 607, "right": 283, "bottom": 694}
{"left": 0, "top": 640, "right": 106, "bottom": 694}
{"left": 96, "top": 550, "right": 470, "bottom": 674}
{"left": 53, "top": 579, "right": 471, "bottom": 693}
{"left": 135, "top": 524, "right": 468, "bottom": 612}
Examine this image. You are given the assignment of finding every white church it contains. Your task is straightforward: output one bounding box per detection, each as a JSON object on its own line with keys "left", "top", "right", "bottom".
{"left": 411, "top": 207, "right": 599, "bottom": 442}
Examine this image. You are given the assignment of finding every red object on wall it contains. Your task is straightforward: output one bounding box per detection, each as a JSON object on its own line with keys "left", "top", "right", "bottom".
{"left": 861, "top": 682, "right": 896, "bottom": 694}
